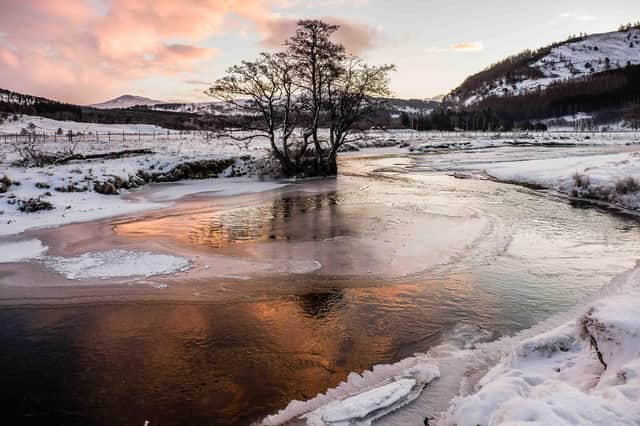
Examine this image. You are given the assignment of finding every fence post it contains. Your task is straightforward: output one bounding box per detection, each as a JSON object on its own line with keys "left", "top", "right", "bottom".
{"left": 108, "top": 131, "right": 110, "bottom": 143}
{"left": 122, "top": 131, "right": 125, "bottom": 142}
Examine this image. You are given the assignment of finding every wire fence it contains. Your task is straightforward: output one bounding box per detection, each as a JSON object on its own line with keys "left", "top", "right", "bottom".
{"left": 0, "top": 130, "right": 204, "bottom": 145}
{"left": 1, "top": 128, "right": 639, "bottom": 145}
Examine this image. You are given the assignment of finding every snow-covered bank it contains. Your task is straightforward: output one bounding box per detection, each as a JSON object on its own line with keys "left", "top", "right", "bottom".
{"left": 483, "top": 152, "right": 640, "bottom": 211}
{"left": 0, "top": 116, "right": 280, "bottom": 236}
{"left": 440, "top": 266, "right": 640, "bottom": 425}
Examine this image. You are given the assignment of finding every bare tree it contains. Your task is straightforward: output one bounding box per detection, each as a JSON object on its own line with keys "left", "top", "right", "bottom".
{"left": 286, "top": 20, "right": 346, "bottom": 172}
{"left": 324, "top": 58, "right": 395, "bottom": 172}
{"left": 625, "top": 104, "right": 640, "bottom": 131}
{"left": 207, "top": 52, "right": 305, "bottom": 175}
{"left": 207, "top": 19, "right": 394, "bottom": 177}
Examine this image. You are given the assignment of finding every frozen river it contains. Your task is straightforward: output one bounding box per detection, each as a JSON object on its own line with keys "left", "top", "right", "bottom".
{"left": 1, "top": 150, "right": 639, "bottom": 425}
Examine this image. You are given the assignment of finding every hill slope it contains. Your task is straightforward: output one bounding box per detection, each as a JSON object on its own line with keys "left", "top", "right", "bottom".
{"left": 91, "top": 95, "right": 166, "bottom": 109}
{"left": 448, "top": 26, "right": 640, "bottom": 108}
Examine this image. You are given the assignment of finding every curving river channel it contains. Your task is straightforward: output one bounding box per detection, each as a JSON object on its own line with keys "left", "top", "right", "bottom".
{"left": 1, "top": 150, "right": 639, "bottom": 425}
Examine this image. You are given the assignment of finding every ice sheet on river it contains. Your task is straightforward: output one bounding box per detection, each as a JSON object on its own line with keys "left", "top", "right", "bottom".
{"left": 0, "top": 239, "right": 48, "bottom": 263}
{"left": 43, "top": 249, "right": 192, "bottom": 280}
{"left": 262, "top": 356, "right": 439, "bottom": 425}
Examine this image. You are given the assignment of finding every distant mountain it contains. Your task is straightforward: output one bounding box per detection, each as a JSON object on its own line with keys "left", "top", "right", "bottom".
{"left": 426, "top": 95, "right": 445, "bottom": 103}
{"left": 447, "top": 26, "right": 640, "bottom": 107}
{"left": 384, "top": 98, "right": 439, "bottom": 115}
{"left": 91, "top": 95, "right": 166, "bottom": 110}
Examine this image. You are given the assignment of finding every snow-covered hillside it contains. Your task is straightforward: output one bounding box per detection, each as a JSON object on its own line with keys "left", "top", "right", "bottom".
{"left": 153, "top": 99, "right": 257, "bottom": 116}
{"left": 90, "top": 95, "right": 166, "bottom": 109}
{"left": 451, "top": 27, "right": 640, "bottom": 106}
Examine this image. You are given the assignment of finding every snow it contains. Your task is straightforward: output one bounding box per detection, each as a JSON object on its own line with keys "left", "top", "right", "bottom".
{"left": 482, "top": 151, "right": 640, "bottom": 210}
{"left": 0, "top": 114, "right": 168, "bottom": 134}
{"left": 0, "top": 238, "right": 48, "bottom": 263}
{"left": 269, "top": 265, "right": 640, "bottom": 426}
{"left": 439, "top": 266, "right": 640, "bottom": 426}
{"left": 90, "top": 95, "right": 166, "bottom": 109}
{"left": 0, "top": 115, "right": 282, "bottom": 236}
{"left": 43, "top": 249, "right": 192, "bottom": 280}
{"left": 263, "top": 357, "right": 439, "bottom": 425}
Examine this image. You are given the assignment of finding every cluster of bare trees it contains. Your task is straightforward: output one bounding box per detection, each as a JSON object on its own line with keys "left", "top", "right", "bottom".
{"left": 207, "top": 20, "right": 394, "bottom": 177}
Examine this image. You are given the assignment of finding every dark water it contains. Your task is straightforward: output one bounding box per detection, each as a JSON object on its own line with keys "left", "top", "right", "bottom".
{"left": 1, "top": 155, "right": 640, "bottom": 425}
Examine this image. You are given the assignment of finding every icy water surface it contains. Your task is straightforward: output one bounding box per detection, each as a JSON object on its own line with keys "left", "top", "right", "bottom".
{"left": 1, "top": 153, "right": 640, "bottom": 425}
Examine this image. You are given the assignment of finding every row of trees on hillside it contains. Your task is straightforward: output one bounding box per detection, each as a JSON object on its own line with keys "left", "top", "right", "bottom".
{"left": 473, "top": 64, "right": 640, "bottom": 121}
{"left": 206, "top": 20, "right": 394, "bottom": 177}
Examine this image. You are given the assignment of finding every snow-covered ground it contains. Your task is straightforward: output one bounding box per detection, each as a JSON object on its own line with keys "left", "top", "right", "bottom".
{"left": 0, "top": 114, "right": 169, "bottom": 135}
{"left": 483, "top": 152, "right": 640, "bottom": 211}
{"left": 0, "top": 115, "right": 274, "bottom": 237}
{"left": 439, "top": 266, "right": 640, "bottom": 426}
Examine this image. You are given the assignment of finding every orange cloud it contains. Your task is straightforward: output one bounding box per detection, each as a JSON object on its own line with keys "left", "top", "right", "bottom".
{"left": 450, "top": 41, "right": 484, "bottom": 52}
{"left": 261, "top": 17, "right": 380, "bottom": 53}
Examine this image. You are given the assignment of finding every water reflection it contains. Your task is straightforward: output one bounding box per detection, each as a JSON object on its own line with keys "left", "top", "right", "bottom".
{"left": 297, "top": 289, "right": 344, "bottom": 318}
{"left": 116, "top": 192, "right": 348, "bottom": 249}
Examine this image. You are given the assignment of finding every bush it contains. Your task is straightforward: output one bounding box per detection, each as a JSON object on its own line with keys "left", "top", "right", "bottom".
{"left": 572, "top": 172, "right": 590, "bottom": 189}
{"left": 0, "top": 175, "right": 11, "bottom": 193}
{"left": 615, "top": 176, "right": 640, "bottom": 195}
{"left": 16, "top": 195, "right": 54, "bottom": 213}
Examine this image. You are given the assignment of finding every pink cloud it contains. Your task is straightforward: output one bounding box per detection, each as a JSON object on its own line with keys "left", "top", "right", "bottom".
{"left": 0, "top": 0, "right": 276, "bottom": 103}
{"left": 0, "top": 1, "right": 379, "bottom": 104}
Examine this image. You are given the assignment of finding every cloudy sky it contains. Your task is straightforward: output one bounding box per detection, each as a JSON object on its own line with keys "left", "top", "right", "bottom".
{"left": 1, "top": 0, "right": 639, "bottom": 104}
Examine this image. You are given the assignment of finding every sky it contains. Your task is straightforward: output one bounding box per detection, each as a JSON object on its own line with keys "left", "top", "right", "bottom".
{"left": 1, "top": 0, "right": 639, "bottom": 105}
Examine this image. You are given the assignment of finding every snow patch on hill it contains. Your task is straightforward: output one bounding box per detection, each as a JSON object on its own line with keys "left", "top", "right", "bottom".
{"left": 90, "top": 95, "right": 166, "bottom": 110}
{"left": 457, "top": 28, "right": 640, "bottom": 106}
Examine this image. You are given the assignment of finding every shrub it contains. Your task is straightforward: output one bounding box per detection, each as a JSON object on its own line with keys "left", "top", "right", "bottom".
{"left": 572, "top": 172, "right": 590, "bottom": 189}
{"left": 16, "top": 195, "right": 54, "bottom": 213}
{"left": 615, "top": 176, "right": 640, "bottom": 195}
{"left": 0, "top": 175, "right": 11, "bottom": 193}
